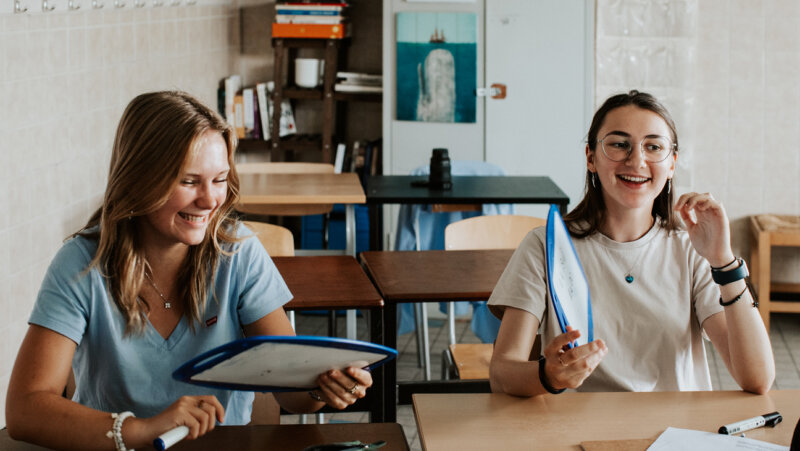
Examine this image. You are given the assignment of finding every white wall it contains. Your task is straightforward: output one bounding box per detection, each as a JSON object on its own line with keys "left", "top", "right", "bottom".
{"left": 0, "top": 2, "right": 236, "bottom": 428}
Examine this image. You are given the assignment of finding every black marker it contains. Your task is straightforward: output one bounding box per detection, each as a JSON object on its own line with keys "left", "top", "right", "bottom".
{"left": 719, "top": 411, "right": 782, "bottom": 435}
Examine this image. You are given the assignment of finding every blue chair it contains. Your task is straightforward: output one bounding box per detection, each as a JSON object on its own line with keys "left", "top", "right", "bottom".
{"left": 394, "top": 160, "right": 513, "bottom": 379}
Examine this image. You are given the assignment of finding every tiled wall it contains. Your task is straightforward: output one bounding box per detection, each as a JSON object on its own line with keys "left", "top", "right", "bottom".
{"left": 596, "top": 0, "right": 800, "bottom": 280}
{"left": 0, "top": 2, "right": 236, "bottom": 427}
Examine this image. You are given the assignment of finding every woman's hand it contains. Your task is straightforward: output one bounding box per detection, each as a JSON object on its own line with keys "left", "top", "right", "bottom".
{"left": 310, "top": 367, "right": 373, "bottom": 410}
{"left": 134, "top": 395, "right": 225, "bottom": 443}
{"left": 542, "top": 327, "right": 607, "bottom": 390}
{"left": 674, "top": 192, "right": 735, "bottom": 267}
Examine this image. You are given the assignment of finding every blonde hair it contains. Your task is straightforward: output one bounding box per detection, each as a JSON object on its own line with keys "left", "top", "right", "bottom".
{"left": 78, "top": 91, "right": 240, "bottom": 334}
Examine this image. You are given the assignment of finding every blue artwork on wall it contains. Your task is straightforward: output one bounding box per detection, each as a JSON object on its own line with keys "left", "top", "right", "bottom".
{"left": 396, "top": 12, "right": 477, "bottom": 123}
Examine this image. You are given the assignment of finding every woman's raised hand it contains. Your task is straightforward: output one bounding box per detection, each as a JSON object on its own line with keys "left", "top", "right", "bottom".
{"left": 310, "top": 367, "right": 373, "bottom": 410}
{"left": 674, "top": 192, "right": 735, "bottom": 267}
{"left": 542, "top": 327, "right": 607, "bottom": 390}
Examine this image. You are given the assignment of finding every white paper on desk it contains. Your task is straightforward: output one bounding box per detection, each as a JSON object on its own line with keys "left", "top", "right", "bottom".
{"left": 647, "top": 427, "right": 788, "bottom": 451}
{"left": 545, "top": 204, "right": 593, "bottom": 347}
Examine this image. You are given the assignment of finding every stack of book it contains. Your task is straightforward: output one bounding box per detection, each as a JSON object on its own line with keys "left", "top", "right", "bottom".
{"left": 272, "top": 2, "right": 349, "bottom": 39}
{"left": 334, "top": 71, "right": 382, "bottom": 93}
{"left": 218, "top": 75, "right": 297, "bottom": 141}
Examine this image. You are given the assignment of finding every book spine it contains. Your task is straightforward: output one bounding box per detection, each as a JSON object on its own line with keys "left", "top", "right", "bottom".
{"left": 275, "top": 9, "right": 342, "bottom": 15}
{"left": 271, "top": 22, "right": 347, "bottom": 39}
{"left": 243, "top": 87, "right": 255, "bottom": 138}
{"left": 233, "top": 94, "right": 245, "bottom": 139}
{"left": 255, "top": 83, "right": 270, "bottom": 141}
{"left": 275, "top": 14, "right": 344, "bottom": 24}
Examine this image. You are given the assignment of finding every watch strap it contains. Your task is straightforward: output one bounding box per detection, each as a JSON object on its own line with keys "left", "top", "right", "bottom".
{"left": 711, "top": 257, "right": 748, "bottom": 286}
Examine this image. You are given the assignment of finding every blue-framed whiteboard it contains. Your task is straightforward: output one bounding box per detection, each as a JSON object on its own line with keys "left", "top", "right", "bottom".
{"left": 545, "top": 204, "right": 593, "bottom": 347}
{"left": 173, "top": 336, "right": 397, "bottom": 392}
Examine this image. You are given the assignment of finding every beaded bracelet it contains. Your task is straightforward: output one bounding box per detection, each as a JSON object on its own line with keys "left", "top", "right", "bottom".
{"left": 537, "top": 356, "right": 565, "bottom": 394}
{"left": 719, "top": 285, "right": 758, "bottom": 308}
{"left": 106, "top": 411, "right": 135, "bottom": 451}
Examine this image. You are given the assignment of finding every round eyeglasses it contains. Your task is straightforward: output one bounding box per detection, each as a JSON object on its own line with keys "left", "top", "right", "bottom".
{"left": 597, "top": 134, "right": 676, "bottom": 163}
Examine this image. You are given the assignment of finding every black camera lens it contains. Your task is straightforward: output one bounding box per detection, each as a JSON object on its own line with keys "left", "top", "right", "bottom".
{"left": 429, "top": 148, "right": 452, "bottom": 190}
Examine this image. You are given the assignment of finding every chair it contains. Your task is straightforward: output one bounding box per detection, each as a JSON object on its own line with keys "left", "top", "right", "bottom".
{"left": 442, "top": 215, "right": 545, "bottom": 380}
{"left": 393, "top": 161, "right": 513, "bottom": 381}
{"left": 749, "top": 214, "right": 800, "bottom": 332}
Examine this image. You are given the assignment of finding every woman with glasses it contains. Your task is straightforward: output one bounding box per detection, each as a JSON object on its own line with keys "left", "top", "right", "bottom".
{"left": 487, "top": 90, "right": 774, "bottom": 395}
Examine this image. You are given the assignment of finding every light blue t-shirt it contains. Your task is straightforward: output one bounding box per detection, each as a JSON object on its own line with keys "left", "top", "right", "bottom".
{"left": 28, "top": 227, "right": 292, "bottom": 425}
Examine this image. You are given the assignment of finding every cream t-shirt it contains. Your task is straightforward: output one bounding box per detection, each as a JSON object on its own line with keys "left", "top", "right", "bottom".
{"left": 488, "top": 222, "right": 723, "bottom": 392}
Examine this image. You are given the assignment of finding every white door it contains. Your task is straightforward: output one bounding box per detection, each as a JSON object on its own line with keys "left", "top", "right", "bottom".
{"left": 484, "top": 0, "right": 594, "bottom": 216}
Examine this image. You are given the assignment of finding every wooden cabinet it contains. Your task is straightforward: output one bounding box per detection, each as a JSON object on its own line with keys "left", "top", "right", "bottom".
{"left": 270, "top": 38, "right": 380, "bottom": 163}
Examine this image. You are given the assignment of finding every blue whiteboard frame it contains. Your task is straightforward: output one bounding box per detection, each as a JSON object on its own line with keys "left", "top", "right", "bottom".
{"left": 173, "top": 335, "right": 397, "bottom": 392}
{"left": 545, "top": 204, "right": 593, "bottom": 347}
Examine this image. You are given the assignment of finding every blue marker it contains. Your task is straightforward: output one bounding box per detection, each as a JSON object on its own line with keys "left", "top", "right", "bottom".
{"left": 154, "top": 425, "right": 189, "bottom": 451}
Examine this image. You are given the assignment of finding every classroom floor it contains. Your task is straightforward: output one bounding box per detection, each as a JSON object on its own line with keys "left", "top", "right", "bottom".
{"left": 288, "top": 311, "right": 800, "bottom": 451}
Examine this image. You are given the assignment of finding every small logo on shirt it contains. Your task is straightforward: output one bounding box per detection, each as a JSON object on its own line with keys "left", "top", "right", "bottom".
{"left": 205, "top": 316, "right": 218, "bottom": 327}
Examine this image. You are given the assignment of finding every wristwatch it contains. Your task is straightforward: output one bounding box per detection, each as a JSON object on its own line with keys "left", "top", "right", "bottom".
{"left": 711, "top": 257, "right": 749, "bottom": 286}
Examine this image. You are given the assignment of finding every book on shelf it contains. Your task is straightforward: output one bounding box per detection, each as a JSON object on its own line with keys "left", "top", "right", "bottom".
{"left": 276, "top": 4, "right": 347, "bottom": 15}
{"left": 333, "top": 142, "right": 346, "bottom": 174}
{"left": 266, "top": 81, "right": 297, "bottom": 137}
{"left": 334, "top": 84, "right": 382, "bottom": 93}
{"left": 275, "top": 14, "right": 345, "bottom": 24}
{"left": 243, "top": 87, "right": 256, "bottom": 139}
{"left": 272, "top": 22, "right": 348, "bottom": 39}
{"left": 255, "top": 82, "right": 271, "bottom": 141}
{"left": 336, "top": 72, "right": 382, "bottom": 83}
{"left": 224, "top": 75, "right": 242, "bottom": 126}
{"left": 233, "top": 94, "right": 245, "bottom": 139}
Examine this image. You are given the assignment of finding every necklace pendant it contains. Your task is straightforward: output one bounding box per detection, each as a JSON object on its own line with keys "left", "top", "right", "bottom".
{"left": 625, "top": 274, "right": 634, "bottom": 284}
{"left": 164, "top": 302, "right": 172, "bottom": 309}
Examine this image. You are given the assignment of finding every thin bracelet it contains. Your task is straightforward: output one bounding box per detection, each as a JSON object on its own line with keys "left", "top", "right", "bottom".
{"left": 710, "top": 257, "right": 738, "bottom": 271}
{"left": 537, "top": 356, "right": 565, "bottom": 394}
{"left": 106, "top": 411, "right": 135, "bottom": 451}
{"left": 308, "top": 390, "right": 324, "bottom": 402}
{"left": 719, "top": 286, "right": 755, "bottom": 307}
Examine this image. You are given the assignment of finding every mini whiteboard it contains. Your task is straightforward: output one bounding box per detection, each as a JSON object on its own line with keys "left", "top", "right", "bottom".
{"left": 545, "top": 204, "right": 593, "bottom": 347}
{"left": 173, "top": 336, "right": 397, "bottom": 392}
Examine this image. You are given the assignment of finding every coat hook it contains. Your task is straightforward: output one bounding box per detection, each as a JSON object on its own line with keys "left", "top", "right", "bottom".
{"left": 42, "top": 0, "right": 55, "bottom": 11}
{"left": 91, "top": 0, "right": 103, "bottom": 7}
{"left": 14, "top": 0, "right": 28, "bottom": 12}
{"left": 68, "top": 0, "right": 80, "bottom": 9}
{"left": 114, "top": 0, "right": 124, "bottom": 7}
{"left": 134, "top": 0, "right": 144, "bottom": 6}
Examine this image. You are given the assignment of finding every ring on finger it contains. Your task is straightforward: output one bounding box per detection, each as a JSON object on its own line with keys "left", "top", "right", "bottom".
{"left": 198, "top": 400, "right": 205, "bottom": 408}
{"left": 347, "top": 383, "right": 359, "bottom": 395}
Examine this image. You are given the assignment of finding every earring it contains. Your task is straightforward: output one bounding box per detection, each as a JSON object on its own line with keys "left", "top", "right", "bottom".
{"left": 667, "top": 179, "right": 671, "bottom": 194}
{"left": 591, "top": 172, "right": 597, "bottom": 188}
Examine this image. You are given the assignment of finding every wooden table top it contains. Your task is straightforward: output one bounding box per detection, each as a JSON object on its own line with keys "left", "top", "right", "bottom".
{"left": 239, "top": 172, "right": 366, "bottom": 205}
{"left": 274, "top": 256, "right": 383, "bottom": 310}
{"left": 413, "top": 390, "right": 800, "bottom": 450}
{"left": 0, "top": 423, "right": 409, "bottom": 451}
{"left": 359, "top": 249, "right": 514, "bottom": 302}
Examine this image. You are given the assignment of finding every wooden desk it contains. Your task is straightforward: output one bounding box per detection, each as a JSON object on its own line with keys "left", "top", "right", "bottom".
{"left": 360, "top": 249, "right": 514, "bottom": 422}
{"left": 240, "top": 172, "right": 366, "bottom": 339}
{"left": 0, "top": 423, "right": 409, "bottom": 451}
{"left": 274, "top": 256, "right": 387, "bottom": 422}
{"left": 365, "top": 175, "right": 569, "bottom": 250}
{"left": 413, "top": 391, "right": 800, "bottom": 450}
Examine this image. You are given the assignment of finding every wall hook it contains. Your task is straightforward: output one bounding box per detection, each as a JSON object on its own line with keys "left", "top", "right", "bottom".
{"left": 170, "top": 0, "right": 180, "bottom": 6}
{"left": 91, "top": 0, "right": 103, "bottom": 8}
{"left": 114, "top": 0, "right": 124, "bottom": 7}
{"left": 134, "top": 0, "right": 144, "bottom": 7}
{"left": 152, "top": 0, "right": 163, "bottom": 6}
{"left": 42, "top": 0, "right": 55, "bottom": 11}
{"left": 14, "top": 0, "right": 28, "bottom": 12}
{"left": 68, "top": 0, "right": 80, "bottom": 9}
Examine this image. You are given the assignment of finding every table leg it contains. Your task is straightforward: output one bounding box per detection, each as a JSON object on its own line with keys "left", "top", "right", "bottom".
{"left": 368, "top": 307, "right": 386, "bottom": 422}
{"left": 559, "top": 201, "right": 568, "bottom": 215}
{"left": 368, "top": 203, "right": 384, "bottom": 251}
{"left": 346, "top": 204, "right": 357, "bottom": 340}
{"left": 384, "top": 303, "right": 398, "bottom": 423}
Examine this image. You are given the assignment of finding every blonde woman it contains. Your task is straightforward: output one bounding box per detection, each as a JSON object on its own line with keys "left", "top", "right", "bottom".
{"left": 488, "top": 91, "right": 773, "bottom": 396}
{"left": 6, "top": 91, "right": 371, "bottom": 450}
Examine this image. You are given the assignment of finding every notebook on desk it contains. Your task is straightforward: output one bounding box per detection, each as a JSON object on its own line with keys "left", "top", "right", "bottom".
{"left": 173, "top": 336, "right": 396, "bottom": 392}
{"left": 545, "top": 204, "right": 593, "bottom": 347}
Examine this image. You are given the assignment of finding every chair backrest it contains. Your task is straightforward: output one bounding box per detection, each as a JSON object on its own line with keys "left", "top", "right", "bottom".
{"left": 243, "top": 221, "right": 295, "bottom": 257}
{"left": 445, "top": 215, "right": 546, "bottom": 250}
{"left": 236, "top": 163, "right": 335, "bottom": 216}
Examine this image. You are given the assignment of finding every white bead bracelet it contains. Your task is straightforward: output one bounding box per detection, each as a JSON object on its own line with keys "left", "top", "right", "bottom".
{"left": 105, "top": 411, "right": 135, "bottom": 451}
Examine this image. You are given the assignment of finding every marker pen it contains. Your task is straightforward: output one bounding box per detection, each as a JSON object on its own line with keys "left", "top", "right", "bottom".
{"left": 718, "top": 411, "right": 782, "bottom": 435}
{"left": 153, "top": 425, "right": 190, "bottom": 451}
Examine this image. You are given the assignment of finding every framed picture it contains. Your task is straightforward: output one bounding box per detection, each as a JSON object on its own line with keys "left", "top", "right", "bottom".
{"left": 395, "top": 12, "right": 477, "bottom": 123}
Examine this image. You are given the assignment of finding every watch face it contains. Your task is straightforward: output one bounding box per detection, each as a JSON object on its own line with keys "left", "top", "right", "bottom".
{"left": 711, "top": 258, "right": 748, "bottom": 286}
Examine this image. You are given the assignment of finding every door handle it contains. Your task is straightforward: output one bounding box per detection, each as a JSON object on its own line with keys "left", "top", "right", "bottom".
{"left": 475, "top": 83, "right": 507, "bottom": 99}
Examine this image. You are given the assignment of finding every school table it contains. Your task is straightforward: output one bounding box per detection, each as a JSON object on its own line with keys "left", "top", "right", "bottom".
{"left": 0, "top": 422, "right": 410, "bottom": 451}
{"left": 364, "top": 175, "right": 569, "bottom": 250}
{"left": 359, "top": 249, "right": 514, "bottom": 422}
{"left": 413, "top": 390, "right": 800, "bottom": 450}
{"left": 274, "top": 255, "right": 387, "bottom": 422}
{"left": 239, "top": 172, "right": 366, "bottom": 339}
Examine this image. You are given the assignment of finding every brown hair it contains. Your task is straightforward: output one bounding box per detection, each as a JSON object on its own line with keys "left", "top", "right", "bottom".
{"left": 78, "top": 91, "right": 240, "bottom": 334}
{"left": 564, "top": 90, "right": 680, "bottom": 238}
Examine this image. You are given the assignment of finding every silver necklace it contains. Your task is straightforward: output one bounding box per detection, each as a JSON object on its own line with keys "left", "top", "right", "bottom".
{"left": 144, "top": 271, "right": 173, "bottom": 309}
{"left": 623, "top": 247, "right": 648, "bottom": 284}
